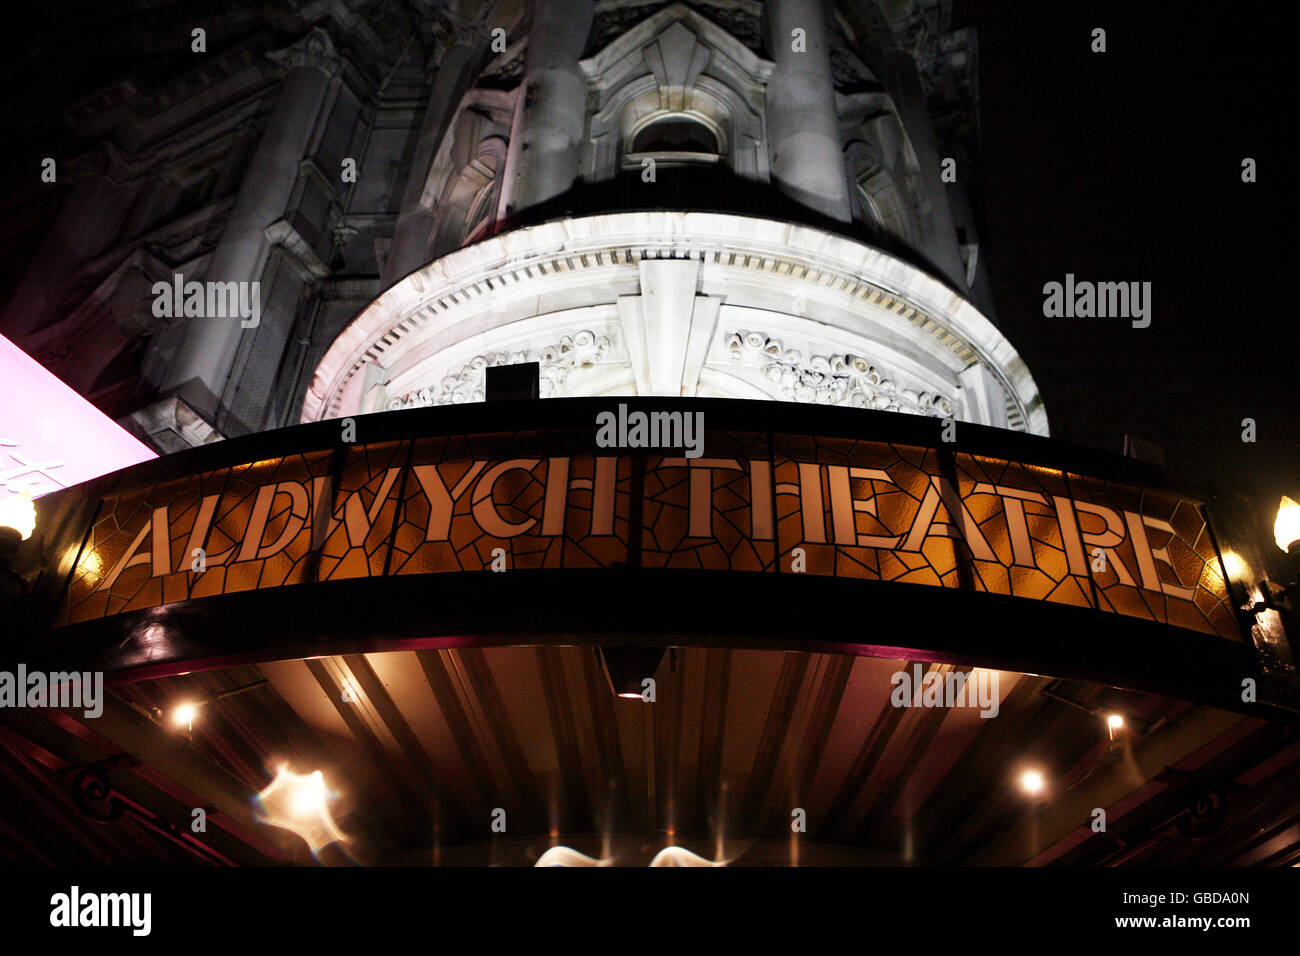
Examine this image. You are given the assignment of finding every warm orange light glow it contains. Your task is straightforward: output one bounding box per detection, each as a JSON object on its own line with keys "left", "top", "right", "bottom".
{"left": 1020, "top": 769, "right": 1045, "bottom": 795}
{"left": 1106, "top": 713, "right": 1125, "bottom": 741}
{"left": 617, "top": 692, "right": 642, "bottom": 699}
{"left": 1220, "top": 549, "right": 1248, "bottom": 582}
{"left": 648, "top": 846, "right": 727, "bottom": 867}
{"left": 254, "top": 767, "right": 346, "bottom": 853}
{"left": 534, "top": 846, "right": 612, "bottom": 867}
{"left": 70, "top": 544, "right": 102, "bottom": 583}
{"left": 0, "top": 491, "right": 36, "bottom": 540}
{"left": 291, "top": 773, "right": 328, "bottom": 816}
{"left": 172, "top": 702, "right": 198, "bottom": 728}
{"left": 1275, "top": 496, "right": 1300, "bottom": 553}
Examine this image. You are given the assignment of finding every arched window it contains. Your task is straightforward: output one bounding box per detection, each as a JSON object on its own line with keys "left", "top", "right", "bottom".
{"left": 631, "top": 117, "right": 719, "bottom": 154}
{"left": 623, "top": 113, "right": 723, "bottom": 168}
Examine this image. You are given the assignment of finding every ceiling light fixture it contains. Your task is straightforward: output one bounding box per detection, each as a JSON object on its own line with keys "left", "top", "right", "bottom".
{"left": 596, "top": 646, "right": 668, "bottom": 700}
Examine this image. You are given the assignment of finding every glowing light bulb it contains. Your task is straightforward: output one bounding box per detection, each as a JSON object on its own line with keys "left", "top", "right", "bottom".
{"left": 1107, "top": 714, "right": 1124, "bottom": 730}
{"left": 1020, "top": 769, "right": 1045, "bottom": 795}
{"left": 254, "top": 767, "right": 346, "bottom": 853}
{"left": 172, "top": 702, "right": 198, "bottom": 728}
{"left": 0, "top": 492, "right": 36, "bottom": 540}
{"left": 1275, "top": 496, "right": 1300, "bottom": 553}
{"left": 292, "top": 772, "right": 327, "bottom": 816}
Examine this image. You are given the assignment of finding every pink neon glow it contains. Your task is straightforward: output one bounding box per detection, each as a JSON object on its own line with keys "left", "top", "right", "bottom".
{"left": 0, "top": 333, "right": 156, "bottom": 502}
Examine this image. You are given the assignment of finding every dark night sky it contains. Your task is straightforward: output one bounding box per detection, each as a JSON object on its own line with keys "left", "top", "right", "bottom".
{"left": 954, "top": 0, "right": 1296, "bottom": 576}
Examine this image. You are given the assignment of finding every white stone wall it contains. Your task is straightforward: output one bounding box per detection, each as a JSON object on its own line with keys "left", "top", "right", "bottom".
{"left": 303, "top": 211, "right": 1047, "bottom": 435}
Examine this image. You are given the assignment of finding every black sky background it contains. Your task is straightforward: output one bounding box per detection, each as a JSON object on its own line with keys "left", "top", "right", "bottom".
{"left": 954, "top": 0, "right": 1296, "bottom": 578}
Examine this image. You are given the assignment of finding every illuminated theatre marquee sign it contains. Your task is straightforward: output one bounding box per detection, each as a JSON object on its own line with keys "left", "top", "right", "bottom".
{"left": 57, "top": 418, "right": 1239, "bottom": 642}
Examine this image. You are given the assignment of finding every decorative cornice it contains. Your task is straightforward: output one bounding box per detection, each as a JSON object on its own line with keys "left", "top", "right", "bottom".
{"left": 266, "top": 27, "right": 343, "bottom": 78}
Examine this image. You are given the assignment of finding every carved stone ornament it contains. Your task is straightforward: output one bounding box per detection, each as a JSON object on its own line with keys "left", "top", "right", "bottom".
{"left": 389, "top": 330, "right": 613, "bottom": 408}
{"left": 726, "top": 330, "right": 953, "bottom": 416}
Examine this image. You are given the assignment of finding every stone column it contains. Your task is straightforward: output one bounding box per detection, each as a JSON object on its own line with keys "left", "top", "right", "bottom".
{"left": 160, "top": 28, "right": 340, "bottom": 421}
{"left": 871, "top": 44, "right": 966, "bottom": 290}
{"left": 383, "top": 11, "right": 492, "bottom": 288}
{"left": 504, "top": 0, "right": 594, "bottom": 214}
{"left": 764, "top": 0, "right": 851, "bottom": 222}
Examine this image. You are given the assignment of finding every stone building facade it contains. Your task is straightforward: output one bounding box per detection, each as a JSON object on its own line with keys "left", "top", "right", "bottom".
{"left": 0, "top": 0, "right": 1046, "bottom": 452}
